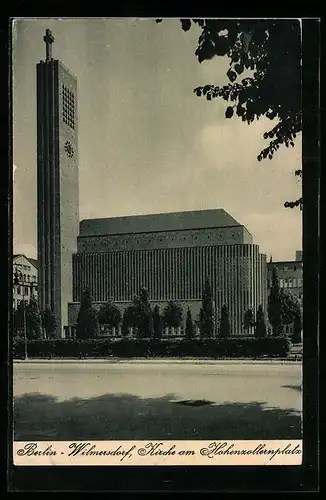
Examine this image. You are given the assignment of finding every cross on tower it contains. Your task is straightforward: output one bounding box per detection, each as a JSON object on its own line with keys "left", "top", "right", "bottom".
{"left": 43, "top": 29, "right": 55, "bottom": 61}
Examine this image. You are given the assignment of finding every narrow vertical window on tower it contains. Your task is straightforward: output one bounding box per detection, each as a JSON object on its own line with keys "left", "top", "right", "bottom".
{"left": 62, "top": 84, "right": 75, "bottom": 129}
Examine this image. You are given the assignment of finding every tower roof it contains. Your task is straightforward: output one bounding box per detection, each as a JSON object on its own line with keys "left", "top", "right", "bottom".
{"left": 79, "top": 209, "right": 242, "bottom": 236}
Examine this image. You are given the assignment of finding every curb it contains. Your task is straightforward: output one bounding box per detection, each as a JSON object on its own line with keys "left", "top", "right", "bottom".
{"left": 13, "top": 358, "right": 302, "bottom": 365}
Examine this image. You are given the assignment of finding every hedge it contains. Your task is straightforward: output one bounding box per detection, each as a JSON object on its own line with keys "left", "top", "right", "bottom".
{"left": 13, "top": 336, "right": 291, "bottom": 359}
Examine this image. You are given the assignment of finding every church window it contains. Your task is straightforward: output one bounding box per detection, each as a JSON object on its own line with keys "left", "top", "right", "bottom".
{"left": 62, "top": 84, "right": 75, "bottom": 130}
{"left": 17, "top": 286, "right": 21, "bottom": 295}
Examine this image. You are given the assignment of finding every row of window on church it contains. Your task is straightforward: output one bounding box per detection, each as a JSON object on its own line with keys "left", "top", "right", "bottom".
{"left": 120, "top": 231, "right": 241, "bottom": 244}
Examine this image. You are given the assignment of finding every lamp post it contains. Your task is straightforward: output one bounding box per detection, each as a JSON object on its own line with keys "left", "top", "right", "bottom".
{"left": 14, "top": 270, "right": 28, "bottom": 360}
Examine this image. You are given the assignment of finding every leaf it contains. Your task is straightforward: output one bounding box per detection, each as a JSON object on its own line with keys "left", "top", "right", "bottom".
{"left": 194, "top": 87, "right": 202, "bottom": 97}
{"left": 234, "top": 63, "right": 244, "bottom": 74}
{"left": 227, "top": 69, "right": 237, "bottom": 82}
{"left": 225, "top": 106, "right": 234, "bottom": 118}
{"left": 236, "top": 104, "right": 245, "bottom": 116}
{"left": 193, "top": 19, "right": 205, "bottom": 27}
{"left": 202, "top": 84, "right": 211, "bottom": 95}
{"left": 155, "top": 19, "right": 163, "bottom": 23}
{"left": 181, "top": 19, "right": 192, "bottom": 32}
{"left": 215, "top": 36, "right": 229, "bottom": 56}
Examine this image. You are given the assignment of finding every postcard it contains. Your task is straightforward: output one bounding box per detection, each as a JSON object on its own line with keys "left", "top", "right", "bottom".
{"left": 9, "top": 16, "right": 319, "bottom": 491}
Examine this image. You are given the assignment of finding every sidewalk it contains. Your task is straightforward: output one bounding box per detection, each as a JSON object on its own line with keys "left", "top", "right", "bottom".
{"left": 13, "top": 357, "right": 302, "bottom": 365}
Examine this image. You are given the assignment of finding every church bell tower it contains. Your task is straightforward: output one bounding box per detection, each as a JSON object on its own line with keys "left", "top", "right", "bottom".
{"left": 37, "top": 29, "right": 79, "bottom": 336}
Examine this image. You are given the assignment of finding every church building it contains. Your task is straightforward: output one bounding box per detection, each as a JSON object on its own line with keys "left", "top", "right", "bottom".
{"left": 68, "top": 209, "right": 267, "bottom": 335}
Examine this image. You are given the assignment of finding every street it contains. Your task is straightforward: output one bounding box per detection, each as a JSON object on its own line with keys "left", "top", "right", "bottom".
{"left": 13, "top": 361, "right": 302, "bottom": 440}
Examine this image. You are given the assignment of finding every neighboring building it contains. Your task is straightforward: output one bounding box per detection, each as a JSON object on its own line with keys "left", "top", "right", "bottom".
{"left": 36, "top": 29, "right": 79, "bottom": 335}
{"left": 13, "top": 255, "right": 38, "bottom": 310}
{"left": 267, "top": 251, "right": 303, "bottom": 302}
{"left": 68, "top": 209, "right": 267, "bottom": 335}
{"left": 295, "top": 250, "right": 303, "bottom": 262}
{"left": 267, "top": 251, "right": 303, "bottom": 336}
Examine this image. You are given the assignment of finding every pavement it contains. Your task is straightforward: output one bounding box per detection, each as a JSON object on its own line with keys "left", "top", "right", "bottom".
{"left": 13, "top": 360, "right": 302, "bottom": 440}
{"left": 13, "top": 360, "right": 302, "bottom": 411}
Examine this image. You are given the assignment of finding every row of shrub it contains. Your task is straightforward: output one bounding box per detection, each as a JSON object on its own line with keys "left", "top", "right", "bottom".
{"left": 13, "top": 336, "right": 291, "bottom": 359}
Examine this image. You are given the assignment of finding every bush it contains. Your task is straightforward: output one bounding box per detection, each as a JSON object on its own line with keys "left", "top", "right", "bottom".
{"left": 12, "top": 336, "right": 291, "bottom": 359}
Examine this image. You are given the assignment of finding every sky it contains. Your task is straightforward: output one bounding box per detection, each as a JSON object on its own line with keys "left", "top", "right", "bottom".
{"left": 12, "top": 18, "right": 302, "bottom": 261}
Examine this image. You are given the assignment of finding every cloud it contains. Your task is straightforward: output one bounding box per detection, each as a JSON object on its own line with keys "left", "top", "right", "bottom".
{"left": 13, "top": 242, "right": 37, "bottom": 259}
{"left": 198, "top": 117, "right": 302, "bottom": 173}
{"left": 243, "top": 209, "right": 302, "bottom": 261}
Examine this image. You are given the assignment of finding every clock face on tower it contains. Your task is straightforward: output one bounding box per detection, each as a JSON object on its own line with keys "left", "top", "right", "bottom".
{"left": 64, "top": 141, "right": 75, "bottom": 158}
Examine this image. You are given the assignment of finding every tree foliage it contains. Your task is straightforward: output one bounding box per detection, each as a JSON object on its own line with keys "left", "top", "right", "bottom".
{"left": 198, "top": 277, "right": 215, "bottom": 338}
{"left": 76, "top": 289, "right": 99, "bottom": 339}
{"left": 156, "top": 18, "right": 302, "bottom": 209}
{"left": 25, "top": 295, "right": 42, "bottom": 339}
{"left": 121, "top": 305, "right": 138, "bottom": 336}
{"left": 13, "top": 302, "right": 25, "bottom": 336}
{"left": 152, "top": 305, "right": 163, "bottom": 339}
{"left": 279, "top": 289, "right": 302, "bottom": 327}
{"left": 98, "top": 300, "right": 121, "bottom": 328}
{"left": 41, "top": 307, "right": 57, "bottom": 338}
{"left": 268, "top": 267, "right": 282, "bottom": 335}
{"left": 292, "top": 314, "right": 302, "bottom": 343}
{"left": 219, "top": 304, "right": 230, "bottom": 338}
{"left": 255, "top": 305, "right": 267, "bottom": 338}
{"left": 243, "top": 308, "right": 255, "bottom": 334}
{"left": 133, "top": 288, "right": 153, "bottom": 338}
{"left": 185, "top": 307, "right": 195, "bottom": 340}
{"left": 162, "top": 300, "right": 183, "bottom": 328}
